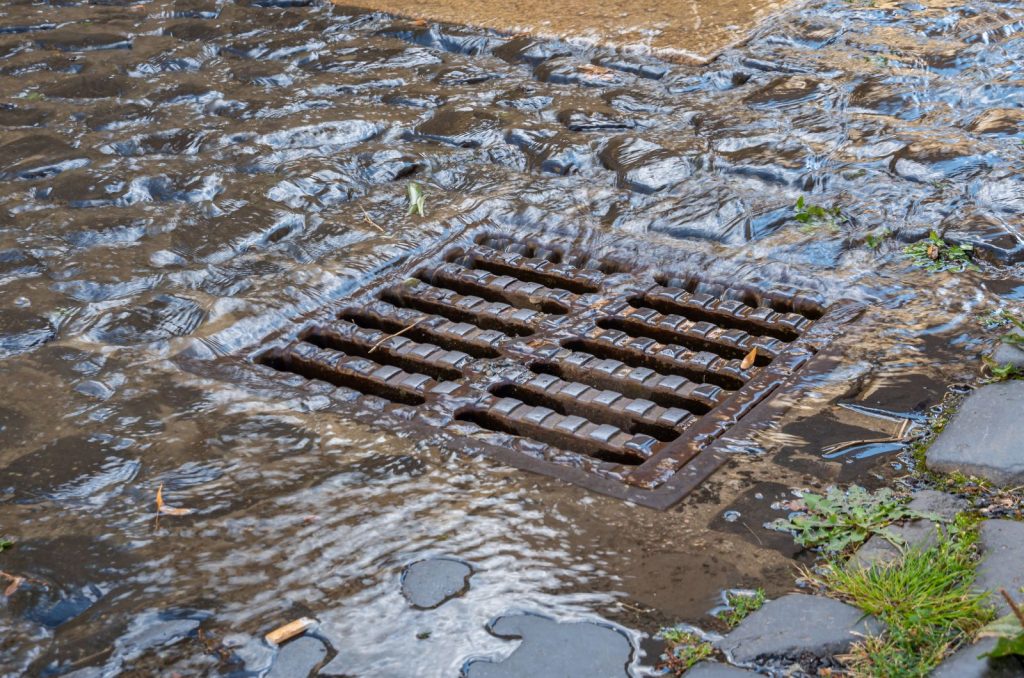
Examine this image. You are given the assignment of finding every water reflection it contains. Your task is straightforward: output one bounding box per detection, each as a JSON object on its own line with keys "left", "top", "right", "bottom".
{"left": 1, "top": 0, "right": 1023, "bottom": 674}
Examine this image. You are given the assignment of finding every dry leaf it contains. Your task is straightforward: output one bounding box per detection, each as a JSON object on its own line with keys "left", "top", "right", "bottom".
{"left": 740, "top": 348, "right": 757, "bottom": 370}
{"left": 156, "top": 483, "right": 194, "bottom": 516}
{"left": 265, "top": 617, "right": 317, "bottom": 646}
{"left": 0, "top": 571, "right": 23, "bottom": 597}
{"left": 927, "top": 243, "right": 940, "bottom": 260}
{"left": 579, "top": 64, "right": 615, "bottom": 80}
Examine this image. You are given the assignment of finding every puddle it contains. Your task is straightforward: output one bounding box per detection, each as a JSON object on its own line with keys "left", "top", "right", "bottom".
{"left": 0, "top": 0, "right": 1023, "bottom": 675}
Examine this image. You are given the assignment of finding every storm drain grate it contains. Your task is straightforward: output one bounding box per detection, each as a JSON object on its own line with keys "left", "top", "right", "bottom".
{"left": 219, "top": 231, "right": 860, "bottom": 509}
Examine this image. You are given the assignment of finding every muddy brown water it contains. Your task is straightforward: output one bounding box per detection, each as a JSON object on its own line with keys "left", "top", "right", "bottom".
{"left": 1, "top": 0, "right": 1024, "bottom": 675}
{"left": 331, "top": 0, "right": 792, "bottom": 63}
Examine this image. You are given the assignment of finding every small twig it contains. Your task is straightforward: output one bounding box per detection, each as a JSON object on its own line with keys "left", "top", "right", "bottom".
{"left": 368, "top": 318, "right": 424, "bottom": 353}
{"left": 360, "top": 206, "right": 385, "bottom": 233}
{"left": 1000, "top": 588, "right": 1024, "bottom": 627}
{"left": 741, "top": 520, "right": 764, "bottom": 546}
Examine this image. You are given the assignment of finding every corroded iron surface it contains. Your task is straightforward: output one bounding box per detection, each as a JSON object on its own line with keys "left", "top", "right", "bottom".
{"left": 215, "top": 229, "right": 862, "bottom": 508}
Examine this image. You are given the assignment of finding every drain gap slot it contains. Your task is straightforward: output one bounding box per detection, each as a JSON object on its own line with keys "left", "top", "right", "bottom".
{"left": 380, "top": 286, "right": 536, "bottom": 337}
{"left": 418, "top": 266, "right": 570, "bottom": 315}
{"left": 597, "top": 316, "right": 772, "bottom": 366}
{"left": 655, "top": 273, "right": 825, "bottom": 320}
{"left": 452, "top": 254, "right": 601, "bottom": 295}
{"left": 490, "top": 383, "right": 680, "bottom": 442}
{"left": 257, "top": 350, "right": 426, "bottom": 406}
{"left": 302, "top": 328, "right": 462, "bottom": 382}
{"left": 629, "top": 294, "right": 799, "bottom": 342}
{"left": 339, "top": 310, "right": 501, "bottom": 359}
{"left": 454, "top": 409, "right": 644, "bottom": 466}
{"left": 530, "top": 360, "right": 714, "bottom": 415}
{"left": 561, "top": 337, "right": 744, "bottom": 391}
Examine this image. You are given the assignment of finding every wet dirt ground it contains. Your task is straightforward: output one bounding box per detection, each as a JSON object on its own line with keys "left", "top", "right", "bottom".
{"left": 332, "top": 0, "right": 792, "bottom": 63}
{"left": 2, "top": 0, "right": 1024, "bottom": 675}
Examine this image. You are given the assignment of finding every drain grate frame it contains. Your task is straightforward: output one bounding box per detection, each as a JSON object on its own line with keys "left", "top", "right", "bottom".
{"left": 193, "top": 227, "right": 863, "bottom": 510}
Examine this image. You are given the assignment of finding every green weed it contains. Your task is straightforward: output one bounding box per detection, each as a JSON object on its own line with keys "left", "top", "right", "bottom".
{"left": 0, "top": 539, "right": 11, "bottom": 553}
{"left": 770, "top": 486, "right": 938, "bottom": 554}
{"left": 806, "top": 527, "right": 993, "bottom": 677}
{"left": 716, "top": 589, "right": 766, "bottom": 628}
{"left": 794, "top": 195, "right": 846, "bottom": 232}
{"left": 865, "top": 228, "right": 893, "bottom": 249}
{"left": 658, "top": 629, "right": 714, "bottom": 675}
{"left": 982, "top": 356, "right": 1022, "bottom": 382}
{"left": 903, "top": 230, "right": 978, "bottom": 272}
{"left": 979, "top": 590, "right": 1024, "bottom": 660}
{"left": 407, "top": 182, "right": 426, "bottom": 217}
{"left": 24, "top": 92, "right": 45, "bottom": 102}
{"left": 999, "top": 312, "right": 1024, "bottom": 349}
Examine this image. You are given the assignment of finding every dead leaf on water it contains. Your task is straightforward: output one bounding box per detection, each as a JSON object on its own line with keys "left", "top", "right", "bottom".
{"left": 579, "top": 64, "right": 615, "bottom": 80}
{"left": 740, "top": 347, "right": 757, "bottom": 370}
{"left": 265, "top": 617, "right": 317, "bottom": 646}
{"left": 156, "top": 483, "right": 194, "bottom": 516}
{"left": 1, "top": 571, "right": 24, "bottom": 597}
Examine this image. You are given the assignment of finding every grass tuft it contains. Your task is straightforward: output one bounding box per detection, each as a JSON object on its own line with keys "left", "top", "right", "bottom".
{"left": 716, "top": 589, "right": 766, "bottom": 628}
{"left": 804, "top": 521, "right": 993, "bottom": 677}
{"left": 658, "top": 629, "right": 714, "bottom": 675}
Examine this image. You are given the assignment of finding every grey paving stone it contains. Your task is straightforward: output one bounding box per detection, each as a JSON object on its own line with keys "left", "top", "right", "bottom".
{"left": 851, "top": 490, "right": 967, "bottom": 568}
{"left": 463, "top": 613, "right": 633, "bottom": 678}
{"left": 400, "top": 557, "right": 473, "bottom": 609}
{"left": 926, "top": 382, "right": 1024, "bottom": 486}
{"left": 930, "top": 637, "right": 1024, "bottom": 677}
{"left": 684, "top": 661, "right": 758, "bottom": 676}
{"left": 976, "top": 519, "right": 1024, "bottom": 616}
{"left": 991, "top": 328, "right": 1024, "bottom": 369}
{"left": 266, "top": 636, "right": 328, "bottom": 678}
{"left": 715, "top": 594, "right": 882, "bottom": 664}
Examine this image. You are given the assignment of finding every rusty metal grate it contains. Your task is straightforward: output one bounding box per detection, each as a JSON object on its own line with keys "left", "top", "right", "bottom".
{"left": 207, "top": 231, "right": 861, "bottom": 509}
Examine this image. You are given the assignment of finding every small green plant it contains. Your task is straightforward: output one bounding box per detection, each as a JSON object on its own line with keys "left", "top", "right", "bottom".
{"left": 407, "top": 182, "right": 426, "bottom": 217}
{"left": 716, "top": 589, "right": 765, "bottom": 628}
{"left": 658, "top": 629, "right": 714, "bottom": 675}
{"left": 865, "top": 228, "right": 893, "bottom": 250}
{"left": 805, "top": 527, "right": 993, "bottom": 677}
{"left": 0, "top": 539, "right": 11, "bottom": 553}
{"left": 794, "top": 195, "right": 846, "bottom": 232}
{"left": 770, "top": 486, "right": 937, "bottom": 554}
{"left": 999, "top": 312, "right": 1024, "bottom": 349}
{"left": 980, "top": 590, "right": 1024, "bottom": 660}
{"left": 24, "top": 92, "right": 45, "bottom": 102}
{"left": 903, "top": 230, "right": 978, "bottom": 272}
{"left": 982, "top": 356, "right": 1022, "bottom": 382}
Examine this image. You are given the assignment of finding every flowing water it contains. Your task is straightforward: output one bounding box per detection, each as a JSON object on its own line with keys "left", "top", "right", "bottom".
{"left": 1, "top": 0, "right": 1024, "bottom": 675}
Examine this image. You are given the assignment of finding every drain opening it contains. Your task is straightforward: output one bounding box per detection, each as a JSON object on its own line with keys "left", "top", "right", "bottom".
{"left": 381, "top": 285, "right": 537, "bottom": 337}
{"left": 302, "top": 327, "right": 463, "bottom": 382}
{"left": 454, "top": 408, "right": 648, "bottom": 466}
{"left": 257, "top": 349, "right": 427, "bottom": 406}
{"left": 530, "top": 358, "right": 717, "bottom": 414}
{"left": 489, "top": 383, "right": 682, "bottom": 442}
{"left": 339, "top": 309, "right": 502, "bottom": 359}
{"left": 596, "top": 316, "right": 774, "bottom": 365}
{"left": 417, "top": 265, "right": 572, "bottom": 314}
{"left": 473, "top": 234, "right": 564, "bottom": 263}
{"left": 655, "top": 273, "right": 825, "bottom": 320}
{"left": 449, "top": 252, "right": 601, "bottom": 295}
{"left": 627, "top": 294, "right": 800, "bottom": 342}
{"left": 560, "top": 336, "right": 745, "bottom": 391}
